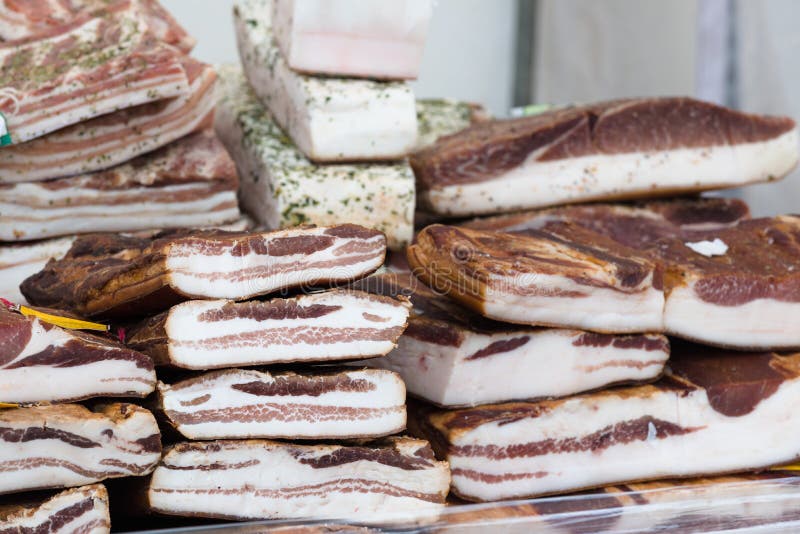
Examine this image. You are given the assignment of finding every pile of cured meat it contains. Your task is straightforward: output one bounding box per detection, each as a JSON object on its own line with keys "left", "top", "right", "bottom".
{"left": 4, "top": 0, "right": 800, "bottom": 532}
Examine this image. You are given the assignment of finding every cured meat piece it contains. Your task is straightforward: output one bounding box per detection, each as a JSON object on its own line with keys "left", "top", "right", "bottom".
{"left": 408, "top": 224, "right": 664, "bottom": 333}
{"left": 412, "top": 98, "right": 799, "bottom": 216}
{"left": 0, "top": 131, "right": 240, "bottom": 242}
{"left": 0, "top": 403, "right": 160, "bottom": 495}
{"left": 0, "top": 237, "right": 74, "bottom": 304}
{"left": 215, "top": 67, "right": 414, "bottom": 250}
{"left": 409, "top": 342, "right": 800, "bottom": 502}
{"left": 351, "top": 273, "right": 668, "bottom": 407}
{"left": 0, "top": 0, "right": 194, "bottom": 53}
{"left": 156, "top": 368, "right": 406, "bottom": 440}
{"left": 126, "top": 289, "right": 410, "bottom": 369}
{"left": 144, "top": 437, "right": 449, "bottom": 521}
{"left": 0, "top": 307, "right": 155, "bottom": 403}
{"left": 0, "top": 484, "right": 110, "bottom": 534}
{"left": 463, "top": 198, "right": 800, "bottom": 350}
{"left": 415, "top": 99, "right": 490, "bottom": 151}
{"left": 0, "top": 58, "right": 216, "bottom": 183}
{"left": 234, "top": 0, "right": 417, "bottom": 162}
{"left": 271, "top": 0, "right": 432, "bottom": 80}
{"left": 21, "top": 224, "right": 386, "bottom": 318}
{"left": 0, "top": 7, "right": 190, "bottom": 145}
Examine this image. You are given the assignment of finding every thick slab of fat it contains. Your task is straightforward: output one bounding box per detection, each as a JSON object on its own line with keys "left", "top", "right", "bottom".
{"left": 233, "top": 0, "right": 418, "bottom": 162}
{"left": 215, "top": 66, "right": 414, "bottom": 249}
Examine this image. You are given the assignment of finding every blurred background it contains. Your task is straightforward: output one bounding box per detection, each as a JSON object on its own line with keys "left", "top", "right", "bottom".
{"left": 162, "top": 0, "right": 800, "bottom": 216}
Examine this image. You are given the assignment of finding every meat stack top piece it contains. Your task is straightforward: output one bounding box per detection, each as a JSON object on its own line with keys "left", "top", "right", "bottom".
{"left": 412, "top": 98, "right": 798, "bottom": 216}
{"left": 234, "top": 0, "right": 422, "bottom": 163}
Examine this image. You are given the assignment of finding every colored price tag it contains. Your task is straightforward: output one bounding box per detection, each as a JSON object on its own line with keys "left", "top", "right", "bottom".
{"left": 0, "top": 111, "right": 10, "bottom": 146}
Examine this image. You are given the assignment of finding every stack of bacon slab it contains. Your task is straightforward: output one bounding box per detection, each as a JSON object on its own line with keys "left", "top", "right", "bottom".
{"left": 16, "top": 223, "right": 451, "bottom": 523}
{"left": 0, "top": 0, "right": 241, "bottom": 272}
{"left": 217, "top": 0, "right": 436, "bottom": 249}
{"left": 396, "top": 94, "right": 800, "bottom": 505}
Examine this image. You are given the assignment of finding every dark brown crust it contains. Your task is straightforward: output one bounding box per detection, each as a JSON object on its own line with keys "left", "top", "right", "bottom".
{"left": 412, "top": 98, "right": 796, "bottom": 189}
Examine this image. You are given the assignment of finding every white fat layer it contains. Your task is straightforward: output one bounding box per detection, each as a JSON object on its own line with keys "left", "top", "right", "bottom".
{"left": 685, "top": 238, "right": 728, "bottom": 257}
{"left": 423, "top": 129, "right": 800, "bottom": 216}
{"left": 446, "top": 378, "right": 800, "bottom": 501}
{"left": 272, "top": 0, "right": 432, "bottom": 80}
{"left": 364, "top": 328, "right": 667, "bottom": 406}
{"left": 7, "top": 487, "right": 109, "bottom": 532}
{"left": 214, "top": 68, "right": 414, "bottom": 249}
{"left": 481, "top": 272, "right": 664, "bottom": 333}
{"left": 164, "top": 229, "right": 385, "bottom": 300}
{"left": 665, "top": 283, "right": 800, "bottom": 349}
{"left": 159, "top": 369, "right": 406, "bottom": 439}
{"left": 234, "top": 0, "right": 418, "bottom": 161}
{"left": 0, "top": 318, "right": 155, "bottom": 402}
{"left": 149, "top": 441, "right": 448, "bottom": 521}
{"left": 164, "top": 292, "right": 407, "bottom": 367}
{"left": 0, "top": 237, "right": 74, "bottom": 304}
{"left": 0, "top": 190, "right": 239, "bottom": 241}
{"left": 0, "top": 409, "right": 160, "bottom": 494}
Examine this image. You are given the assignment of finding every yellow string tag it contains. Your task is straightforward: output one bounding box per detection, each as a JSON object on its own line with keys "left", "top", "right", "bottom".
{"left": 773, "top": 464, "right": 800, "bottom": 472}
{"left": 0, "top": 402, "right": 19, "bottom": 409}
{"left": 17, "top": 305, "right": 109, "bottom": 332}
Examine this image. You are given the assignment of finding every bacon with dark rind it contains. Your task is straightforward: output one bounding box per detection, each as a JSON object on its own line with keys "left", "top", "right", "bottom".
{"left": 0, "top": 403, "right": 161, "bottom": 495}
{"left": 0, "top": 131, "right": 240, "bottom": 241}
{"left": 0, "top": 58, "right": 215, "bottom": 183}
{"left": 412, "top": 97, "right": 799, "bottom": 216}
{"left": 0, "top": 0, "right": 194, "bottom": 52}
{"left": 21, "top": 225, "right": 387, "bottom": 318}
{"left": 127, "top": 289, "right": 410, "bottom": 369}
{"left": 409, "top": 343, "right": 800, "bottom": 502}
{"left": 0, "top": 306, "right": 155, "bottom": 402}
{"left": 0, "top": 484, "right": 110, "bottom": 534}
{"left": 0, "top": 5, "right": 190, "bottom": 144}
{"left": 143, "top": 437, "right": 449, "bottom": 521}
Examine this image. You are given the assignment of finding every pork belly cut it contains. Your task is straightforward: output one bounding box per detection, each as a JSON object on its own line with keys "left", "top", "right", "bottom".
{"left": 351, "top": 273, "right": 668, "bottom": 407}
{"left": 0, "top": 484, "right": 110, "bottom": 534}
{"left": 0, "top": 307, "right": 155, "bottom": 403}
{"left": 157, "top": 368, "right": 406, "bottom": 440}
{"left": 408, "top": 224, "right": 664, "bottom": 333}
{"left": 215, "top": 67, "right": 414, "bottom": 249}
{"left": 234, "top": 0, "right": 417, "bottom": 162}
{"left": 464, "top": 198, "right": 800, "bottom": 350}
{"left": 0, "top": 0, "right": 194, "bottom": 53}
{"left": 0, "top": 237, "right": 74, "bottom": 304}
{"left": 21, "top": 224, "right": 386, "bottom": 318}
{"left": 415, "top": 99, "right": 490, "bottom": 151}
{"left": 0, "top": 6, "right": 190, "bottom": 145}
{"left": 145, "top": 437, "right": 449, "bottom": 521}
{"left": 0, "top": 58, "right": 216, "bottom": 183}
{"left": 0, "top": 403, "right": 160, "bottom": 495}
{"left": 0, "top": 131, "right": 240, "bottom": 242}
{"left": 412, "top": 98, "right": 799, "bottom": 216}
{"left": 126, "top": 289, "right": 409, "bottom": 369}
{"left": 271, "top": 0, "right": 432, "bottom": 80}
{"left": 410, "top": 343, "right": 800, "bottom": 502}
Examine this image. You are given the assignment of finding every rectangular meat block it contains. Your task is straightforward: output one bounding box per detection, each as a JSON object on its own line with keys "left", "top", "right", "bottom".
{"left": 412, "top": 98, "right": 799, "bottom": 216}
{"left": 271, "top": 0, "right": 432, "bottom": 80}
{"left": 0, "top": 306, "right": 155, "bottom": 403}
{"left": 234, "top": 0, "right": 418, "bottom": 162}
{"left": 410, "top": 343, "right": 800, "bottom": 502}
{"left": 0, "top": 403, "right": 160, "bottom": 495}
{"left": 0, "top": 0, "right": 195, "bottom": 52}
{"left": 157, "top": 368, "right": 406, "bottom": 440}
{"left": 20, "top": 224, "right": 386, "bottom": 318}
{"left": 0, "top": 5, "right": 189, "bottom": 144}
{"left": 352, "top": 273, "right": 668, "bottom": 407}
{"left": 415, "top": 98, "right": 490, "bottom": 150}
{"left": 144, "top": 437, "right": 449, "bottom": 521}
{"left": 0, "top": 58, "right": 216, "bottom": 183}
{"left": 0, "top": 131, "right": 240, "bottom": 241}
{"left": 215, "top": 67, "right": 414, "bottom": 249}
{"left": 0, "top": 237, "right": 74, "bottom": 303}
{"left": 0, "top": 484, "right": 110, "bottom": 534}
{"left": 408, "top": 223, "right": 665, "bottom": 333}
{"left": 126, "top": 289, "right": 409, "bottom": 369}
{"left": 462, "top": 198, "right": 800, "bottom": 350}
